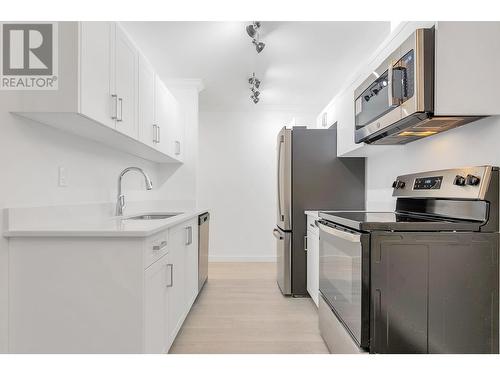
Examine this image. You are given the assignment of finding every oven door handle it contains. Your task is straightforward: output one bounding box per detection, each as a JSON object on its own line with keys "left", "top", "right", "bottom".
{"left": 317, "top": 222, "right": 361, "bottom": 243}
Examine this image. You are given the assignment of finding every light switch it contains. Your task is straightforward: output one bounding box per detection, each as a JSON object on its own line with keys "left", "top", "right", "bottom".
{"left": 58, "top": 166, "right": 68, "bottom": 187}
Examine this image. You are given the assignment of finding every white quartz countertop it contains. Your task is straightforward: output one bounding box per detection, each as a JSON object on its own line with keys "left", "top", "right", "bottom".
{"left": 3, "top": 202, "right": 209, "bottom": 238}
{"left": 304, "top": 210, "right": 320, "bottom": 218}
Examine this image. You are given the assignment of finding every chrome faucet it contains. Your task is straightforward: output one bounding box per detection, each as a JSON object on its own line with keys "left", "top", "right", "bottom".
{"left": 116, "top": 167, "right": 153, "bottom": 216}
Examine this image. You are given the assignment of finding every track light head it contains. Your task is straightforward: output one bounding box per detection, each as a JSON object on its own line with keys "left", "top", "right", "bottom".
{"left": 246, "top": 22, "right": 261, "bottom": 38}
{"left": 246, "top": 25, "right": 256, "bottom": 38}
{"left": 250, "top": 94, "right": 260, "bottom": 104}
{"left": 254, "top": 79, "right": 261, "bottom": 89}
{"left": 252, "top": 39, "right": 265, "bottom": 53}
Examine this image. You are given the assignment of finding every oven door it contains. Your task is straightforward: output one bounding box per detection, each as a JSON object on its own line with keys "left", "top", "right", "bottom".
{"left": 318, "top": 220, "right": 370, "bottom": 348}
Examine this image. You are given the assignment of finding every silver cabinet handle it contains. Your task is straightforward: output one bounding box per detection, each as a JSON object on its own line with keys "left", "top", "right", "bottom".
{"left": 185, "top": 226, "right": 193, "bottom": 245}
{"left": 272, "top": 229, "right": 283, "bottom": 240}
{"left": 166, "top": 264, "right": 173, "bottom": 287}
{"left": 152, "top": 124, "right": 159, "bottom": 143}
{"left": 117, "top": 98, "right": 123, "bottom": 122}
{"left": 152, "top": 240, "right": 167, "bottom": 251}
{"left": 317, "top": 222, "right": 361, "bottom": 243}
{"left": 175, "top": 140, "right": 181, "bottom": 155}
{"left": 111, "top": 94, "right": 118, "bottom": 120}
{"left": 304, "top": 235, "right": 308, "bottom": 252}
{"left": 157, "top": 126, "right": 161, "bottom": 143}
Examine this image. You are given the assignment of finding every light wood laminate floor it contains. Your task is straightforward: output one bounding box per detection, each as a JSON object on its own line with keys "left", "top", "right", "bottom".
{"left": 169, "top": 262, "right": 329, "bottom": 354}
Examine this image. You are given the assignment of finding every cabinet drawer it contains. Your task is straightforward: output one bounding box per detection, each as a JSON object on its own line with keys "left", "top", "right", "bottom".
{"left": 307, "top": 215, "right": 319, "bottom": 235}
{"left": 144, "top": 230, "right": 169, "bottom": 268}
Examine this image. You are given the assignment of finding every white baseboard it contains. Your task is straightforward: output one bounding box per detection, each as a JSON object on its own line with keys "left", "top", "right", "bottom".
{"left": 209, "top": 256, "right": 276, "bottom": 262}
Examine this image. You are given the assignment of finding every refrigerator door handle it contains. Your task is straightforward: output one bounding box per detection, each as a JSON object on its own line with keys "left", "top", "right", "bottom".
{"left": 273, "top": 229, "right": 284, "bottom": 240}
{"left": 277, "top": 134, "right": 284, "bottom": 222}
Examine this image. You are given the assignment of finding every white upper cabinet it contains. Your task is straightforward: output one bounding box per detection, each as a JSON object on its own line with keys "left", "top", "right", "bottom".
{"left": 113, "top": 24, "right": 138, "bottom": 138}
{"left": 434, "top": 22, "right": 500, "bottom": 116}
{"left": 138, "top": 55, "right": 156, "bottom": 148}
{"left": 10, "top": 21, "right": 187, "bottom": 164}
{"left": 155, "top": 78, "right": 182, "bottom": 160}
{"left": 79, "top": 22, "right": 114, "bottom": 129}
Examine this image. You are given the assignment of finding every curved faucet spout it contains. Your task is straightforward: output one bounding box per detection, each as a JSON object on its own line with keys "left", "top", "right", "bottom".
{"left": 116, "top": 167, "right": 153, "bottom": 216}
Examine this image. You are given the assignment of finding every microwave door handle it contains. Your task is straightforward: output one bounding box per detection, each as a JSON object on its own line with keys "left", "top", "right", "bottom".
{"left": 388, "top": 63, "right": 397, "bottom": 108}
{"left": 317, "top": 222, "right": 361, "bottom": 243}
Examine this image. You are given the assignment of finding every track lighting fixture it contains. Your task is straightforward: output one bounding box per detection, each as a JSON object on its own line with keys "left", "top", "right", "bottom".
{"left": 246, "top": 21, "right": 261, "bottom": 38}
{"left": 248, "top": 72, "right": 261, "bottom": 104}
{"left": 246, "top": 21, "right": 266, "bottom": 54}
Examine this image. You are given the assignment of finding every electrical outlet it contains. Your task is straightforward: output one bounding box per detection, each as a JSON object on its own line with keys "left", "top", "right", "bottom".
{"left": 58, "top": 166, "right": 68, "bottom": 187}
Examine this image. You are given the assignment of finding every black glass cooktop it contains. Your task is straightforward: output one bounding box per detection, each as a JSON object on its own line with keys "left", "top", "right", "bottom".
{"left": 318, "top": 211, "right": 481, "bottom": 232}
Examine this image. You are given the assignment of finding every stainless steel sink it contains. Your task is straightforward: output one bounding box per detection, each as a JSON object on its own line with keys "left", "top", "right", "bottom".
{"left": 126, "top": 213, "right": 183, "bottom": 220}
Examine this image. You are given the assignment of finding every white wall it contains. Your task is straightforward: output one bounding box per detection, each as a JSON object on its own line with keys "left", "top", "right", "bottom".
{"left": 198, "top": 110, "right": 314, "bottom": 262}
{"left": 365, "top": 116, "right": 500, "bottom": 210}
{"left": 0, "top": 85, "right": 199, "bottom": 353}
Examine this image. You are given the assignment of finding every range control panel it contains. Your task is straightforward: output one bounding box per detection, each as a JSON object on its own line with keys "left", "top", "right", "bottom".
{"left": 392, "top": 166, "right": 496, "bottom": 200}
{"left": 413, "top": 176, "right": 443, "bottom": 190}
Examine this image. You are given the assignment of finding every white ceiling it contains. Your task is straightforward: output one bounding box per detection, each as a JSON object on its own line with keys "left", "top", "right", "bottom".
{"left": 122, "top": 21, "right": 390, "bottom": 113}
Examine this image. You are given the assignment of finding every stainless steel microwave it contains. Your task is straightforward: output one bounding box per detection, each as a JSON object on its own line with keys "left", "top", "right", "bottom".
{"left": 354, "top": 28, "right": 482, "bottom": 145}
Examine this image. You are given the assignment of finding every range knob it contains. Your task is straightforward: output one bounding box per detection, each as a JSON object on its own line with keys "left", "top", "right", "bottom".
{"left": 466, "top": 174, "right": 480, "bottom": 186}
{"left": 392, "top": 180, "right": 406, "bottom": 189}
{"left": 453, "top": 175, "right": 466, "bottom": 186}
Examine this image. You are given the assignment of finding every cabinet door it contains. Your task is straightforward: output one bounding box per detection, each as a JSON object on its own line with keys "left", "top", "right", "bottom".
{"left": 144, "top": 254, "right": 169, "bottom": 354}
{"left": 184, "top": 219, "right": 199, "bottom": 308}
{"left": 155, "top": 78, "right": 180, "bottom": 158}
{"left": 306, "top": 229, "right": 319, "bottom": 307}
{"left": 138, "top": 56, "right": 156, "bottom": 148}
{"left": 114, "top": 24, "right": 138, "bottom": 139}
{"left": 166, "top": 225, "right": 187, "bottom": 347}
{"left": 371, "top": 234, "right": 428, "bottom": 354}
{"left": 172, "top": 103, "right": 184, "bottom": 161}
{"left": 79, "top": 22, "right": 115, "bottom": 129}
{"left": 428, "top": 233, "right": 499, "bottom": 354}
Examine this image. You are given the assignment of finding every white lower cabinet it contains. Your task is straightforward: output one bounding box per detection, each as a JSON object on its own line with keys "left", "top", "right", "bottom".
{"left": 184, "top": 219, "right": 199, "bottom": 309}
{"left": 165, "top": 225, "right": 187, "bottom": 347}
{"left": 144, "top": 218, "right": 199, "bottom": 352}
{"left": 8, "top": 217, "right": 201, "bottom": 353}
{"left": 144, "top": 253, "right": 170, "bottom": 354}
{"left": 306, "top": 214, "right": 320, "bottom": 307}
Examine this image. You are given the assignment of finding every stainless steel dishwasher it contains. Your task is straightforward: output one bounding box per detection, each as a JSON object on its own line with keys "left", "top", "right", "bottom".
{"left": 198, "top": 212, "right": 210, "bottom": 291}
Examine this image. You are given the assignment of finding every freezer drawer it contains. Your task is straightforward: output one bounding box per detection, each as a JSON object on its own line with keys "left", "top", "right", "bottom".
{"left": 273, "top": 227, "right": 291, "bottom": 295}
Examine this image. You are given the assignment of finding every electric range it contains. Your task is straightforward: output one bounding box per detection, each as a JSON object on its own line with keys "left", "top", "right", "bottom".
{"left": 317, "top": 166, "right": 499, "bottom": 354}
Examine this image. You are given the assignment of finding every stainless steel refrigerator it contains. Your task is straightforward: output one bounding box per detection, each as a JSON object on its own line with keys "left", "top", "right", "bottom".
{"left": 273, "top": 126, "right": 365, "bottom": 296}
